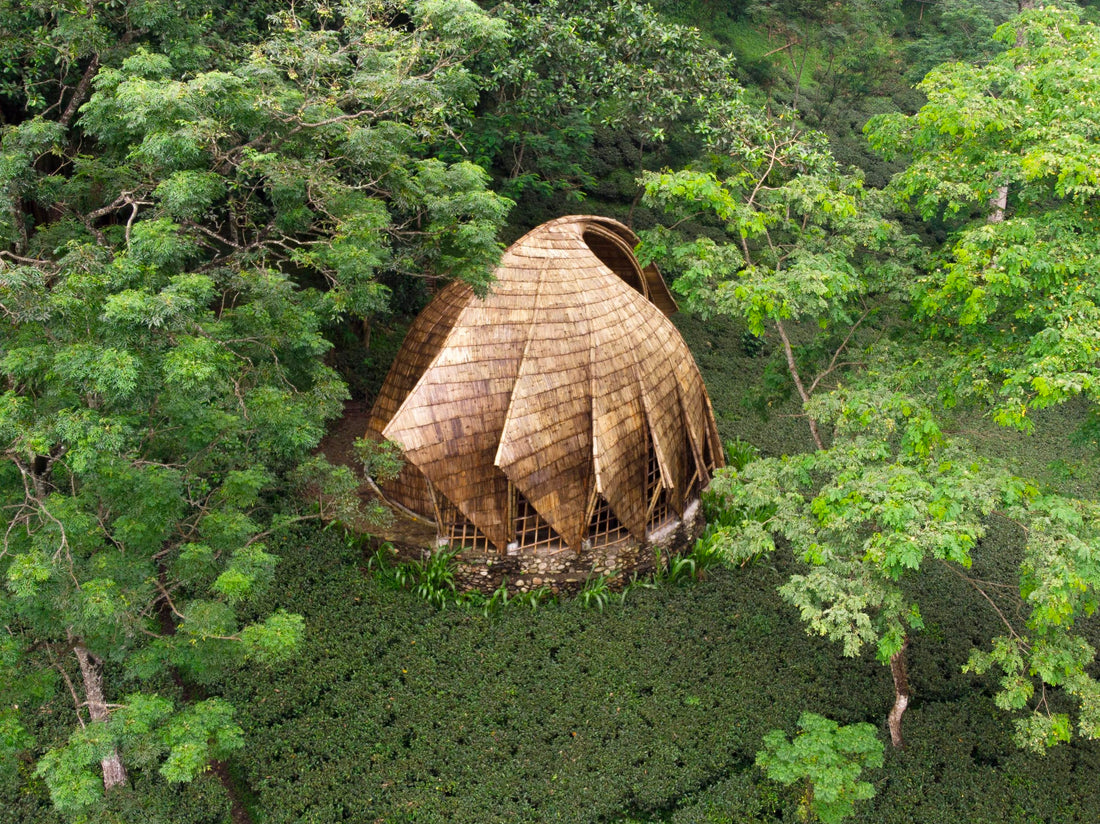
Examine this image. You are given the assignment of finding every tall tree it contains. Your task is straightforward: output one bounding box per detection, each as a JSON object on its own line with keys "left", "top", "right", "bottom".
{"left": 709, "top": 376, "right": 1003, "bottom": 748}
{"left": 647, "top": 7, "right": 1100, "bottom": 748}
{"left": 861, "top": 4, "right": 1100, "bottom": 751}
{"left": 639, "top": 114, "right": 919, "bottom": 450}
{"left": 464, "top": 0, "right": 743, "bottom": 200}
{"left": 0, "top": 0, "right": 510, "bottom": 813}
{"left": 903, "top": 0, "right": 1022, "bottom": 83}
{"left": 746, "top": 0, "right": 902, "bottom": 117}
{"left": 638, "top": 106, "right": 941, "bottom": 746}
{"left": 866, "top": 6, "right": 1100, "bottom": 429}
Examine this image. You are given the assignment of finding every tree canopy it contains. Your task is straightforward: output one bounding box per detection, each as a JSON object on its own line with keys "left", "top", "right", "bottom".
{"left": 690, "top": 4, "right": 1100, "bottom": 753}
{"left": 6, "top": 0, "right": 1100, "bottom": 818}
{"left": 868, "top": 6, "right": 1100, "bottom": 428}
{"left": 1, "top": 0, "right": 510, "bottom": 812}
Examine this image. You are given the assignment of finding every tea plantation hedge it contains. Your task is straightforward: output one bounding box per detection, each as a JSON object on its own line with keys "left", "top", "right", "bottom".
{"left": 211, "top": 526, "right": 1099, "bottom": 823}
{"left": 6, "top": 521, "right": 1100, "bottom": 822}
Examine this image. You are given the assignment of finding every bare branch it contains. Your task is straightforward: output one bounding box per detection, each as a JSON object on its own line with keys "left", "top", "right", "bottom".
{"left": 774, "top": 318, "right": 824, "bottom": 450}
{"left": 0, "top": 251, "right": 57, "bottom": 268}
{"left": 154, "top": 578, "right": 187, "bottom": 621}
{"left": 808, "top": 306, "right": 875, "bottom": 395}
{"left": 939, "top": 559, "right": 1026, "bottom": 644}
{"left": 49, "top": 648, "right": 87, "bottom": 729}
{"left": 761, "top": 39, "right": 800, "bottom": 59}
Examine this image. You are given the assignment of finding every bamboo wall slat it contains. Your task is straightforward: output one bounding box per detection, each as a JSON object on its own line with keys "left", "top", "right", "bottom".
{"left": 366, "top": 280, "right": 473, "bottom": 517}
{"left": 494, "top": 272, "right": 594, "bottom": 548}
{"left": 371, "top": 215, "right": 723, "bottom": 553}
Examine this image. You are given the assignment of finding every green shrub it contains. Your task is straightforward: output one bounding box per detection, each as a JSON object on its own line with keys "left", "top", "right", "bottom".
{"left": 723, "top": 437, "right": 760, "bottom": 471}
{"left": 756, "top": 713, "right": 883, "bottom": 824}
{"left": 14, "top": 508, "right": 1091, "bottom": 824}
{"left": 177, "top": 525, "right": 1096, "bottom": 823}
{"left": 462, "top": 580, "right": 557, "bottom": 617}
{"left": 412, "top": 549, "right": 459, "bottom": 609}
{"left": 578, "top": 571, "right": 616, "bottom": 612}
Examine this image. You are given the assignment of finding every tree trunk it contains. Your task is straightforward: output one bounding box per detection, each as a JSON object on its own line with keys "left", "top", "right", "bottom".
{"left": 887, "top": 637, "right": 911, "bottom": 748}
{"left": 988, "top": 185, "right": 1008, "bottom": 224}
{"left": 987, "top": 2, "right": 1034, "bottom": 224}
{"left": 774, "top": 319, "right": 825, "bottom": 450}
{"left": 59, "top": 55, "right": 100, "bottom": 128}
{"left": 74, "top": 645, "right": 128, "bottom": 790}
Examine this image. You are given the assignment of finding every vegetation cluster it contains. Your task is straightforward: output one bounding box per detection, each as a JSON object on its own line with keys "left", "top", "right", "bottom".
{"left": 5, "top": 0, "right": 1100, "bottom": 822}
{"left": 16, "top": 526, "right": 1100, "bottom": 823}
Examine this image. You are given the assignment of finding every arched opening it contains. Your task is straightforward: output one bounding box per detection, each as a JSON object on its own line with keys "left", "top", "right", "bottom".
{"left": 582, "top": 228, "right": 647, "bottom": 298}
{"left": 435, "top": 490, "right": 493, "bottom": 553}
{"left": 512, "top": 489, "right": 565, "bottom": 552}
{"left": 645, "top": 432, "right": 673, "bottom": 532}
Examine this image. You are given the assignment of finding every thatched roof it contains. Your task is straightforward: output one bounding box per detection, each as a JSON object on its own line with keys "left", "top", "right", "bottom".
{"left": 368, "top": 215, "right": 722, "bottom": 552}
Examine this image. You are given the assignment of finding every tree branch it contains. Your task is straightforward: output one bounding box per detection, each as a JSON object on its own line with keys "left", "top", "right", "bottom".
{"left": 774, "top": 318, "right": 824, "bottom": 450}
{"left": 807, "top": 306, "right": 874, "bottom": 395}
{"left": 49, "top": 647, "right": 87, "bottom": 729}
{"left": 59, "top": 55, "right": 100, "bottom": 128}
{"left": 938, "top": 559, "right": 1025, "bottom": 643}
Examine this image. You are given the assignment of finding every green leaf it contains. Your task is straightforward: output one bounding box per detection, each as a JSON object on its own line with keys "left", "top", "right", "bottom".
{"left": 240, "top": 610, "right": 305, "bottom": 664}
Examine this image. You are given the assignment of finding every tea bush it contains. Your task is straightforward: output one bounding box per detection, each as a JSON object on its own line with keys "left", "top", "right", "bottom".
{"left": 8, "top": 521, "right": 1100, "bottom": 823}
{"left": 201, "top": 526, "right": 1100, "bottom": 823}
{"left": 213, "top": 528, "right": 882, "bottom": 823}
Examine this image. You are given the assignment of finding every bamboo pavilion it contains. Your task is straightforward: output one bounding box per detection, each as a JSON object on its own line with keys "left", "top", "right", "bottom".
{"left": 367, "top": 216, "right": 723, "bottom": 590}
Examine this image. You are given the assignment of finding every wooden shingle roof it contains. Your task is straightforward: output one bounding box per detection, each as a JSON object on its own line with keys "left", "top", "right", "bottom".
{"left": 372, "top": 215, "right": 722, "bottom": 551}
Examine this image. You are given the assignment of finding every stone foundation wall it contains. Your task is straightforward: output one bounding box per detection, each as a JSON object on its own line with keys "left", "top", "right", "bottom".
{"left": 390, "top": 499, "right": 705, "bottom": 595}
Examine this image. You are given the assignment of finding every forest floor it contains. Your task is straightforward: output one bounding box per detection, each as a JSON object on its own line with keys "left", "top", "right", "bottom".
{"left": 317, "top": 399, "right": 372, "bottom": 469}
{"left": 318, "top": 399, "right": 437, "bottom": 551}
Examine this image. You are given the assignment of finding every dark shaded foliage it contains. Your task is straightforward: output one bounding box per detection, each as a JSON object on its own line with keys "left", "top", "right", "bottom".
{"left": 158, "top": 525, "right": 1100, "bottom": 823}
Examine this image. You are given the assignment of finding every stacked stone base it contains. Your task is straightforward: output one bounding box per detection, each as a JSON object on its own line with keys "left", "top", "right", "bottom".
{"left": 382, "top": 500, "right": 704, "bottom": 595}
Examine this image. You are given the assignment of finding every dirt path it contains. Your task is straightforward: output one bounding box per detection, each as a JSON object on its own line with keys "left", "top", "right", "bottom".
{"left": 212, "top": 760, "right": 252, "bottom": 824}
{"left": 318, "top": 400, "right": 373, "bottom": 468}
